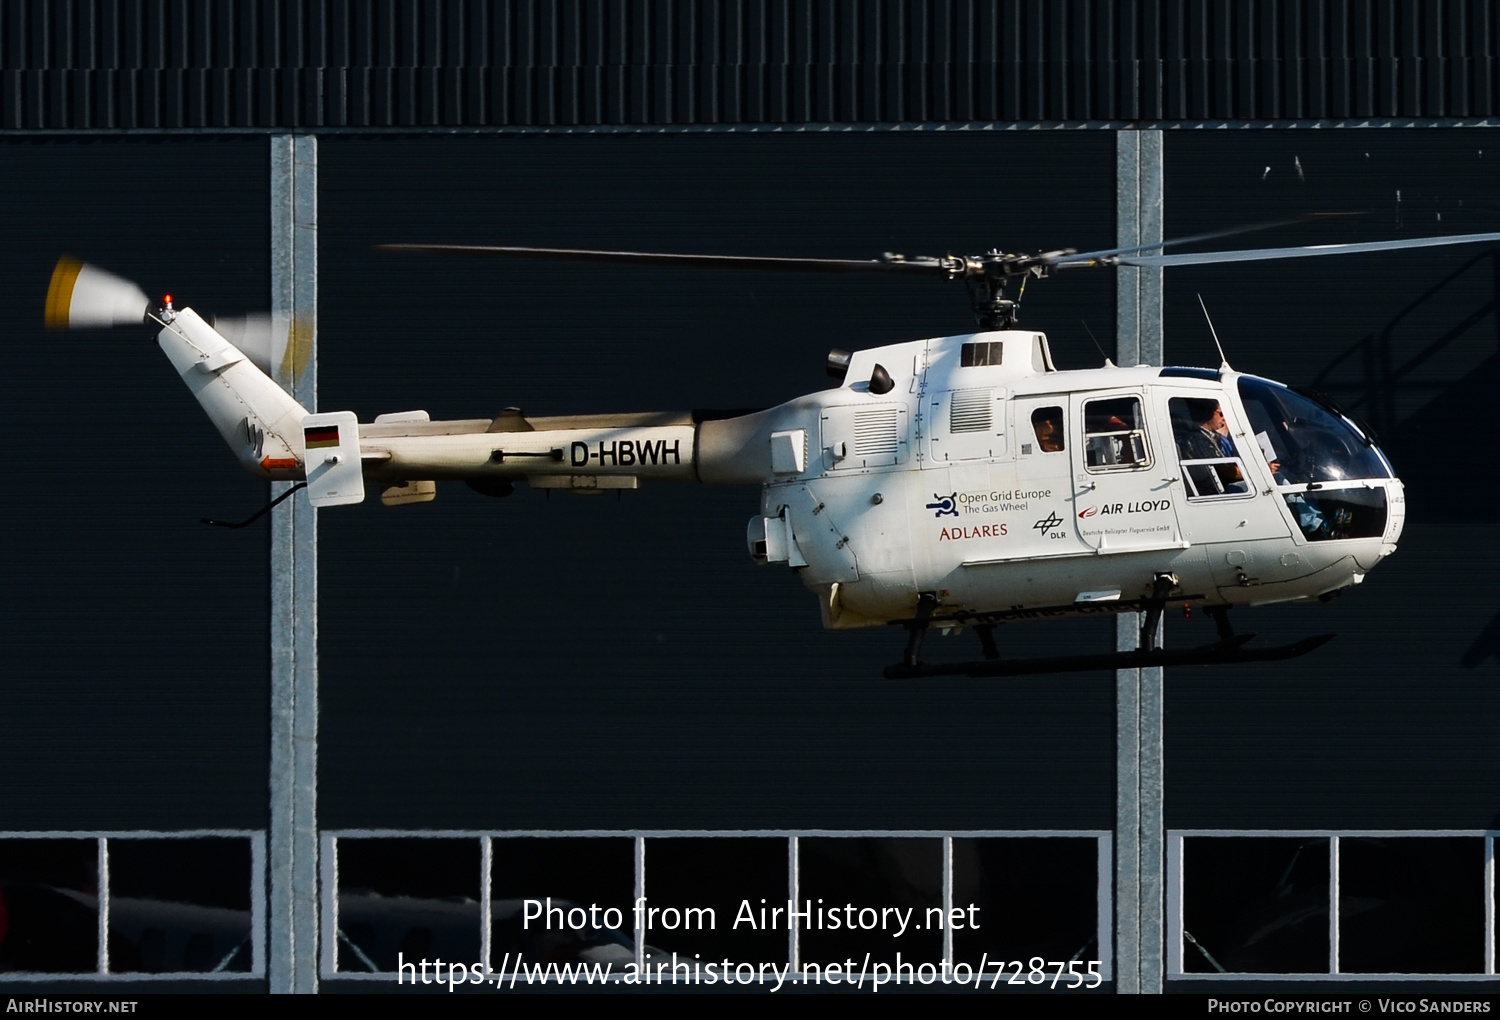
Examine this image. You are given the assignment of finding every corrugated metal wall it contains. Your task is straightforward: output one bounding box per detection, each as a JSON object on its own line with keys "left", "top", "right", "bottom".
{"left": 3, "top": 0, "right": 1498, "bottom": 130}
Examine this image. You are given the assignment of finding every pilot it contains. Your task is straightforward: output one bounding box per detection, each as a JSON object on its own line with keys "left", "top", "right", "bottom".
{"left": 1175, "top": 399, "right": 1244, "bottom": 491}
{"left": 1175, "top": 399, "right": 1230, "bottom": 459}
{"left": 1031, "top": 407, "right": 1065, "bottom": 452}
{"left": 1213, "top": 414, "right": 1236, "bottom": 457}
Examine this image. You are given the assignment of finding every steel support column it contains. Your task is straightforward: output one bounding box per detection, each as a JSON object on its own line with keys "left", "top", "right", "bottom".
{"left": 1114, "top": 128, "right": 1164, "bottom": 994}
{"left": 269, "top": 134, "right": 319, "bottom": 994}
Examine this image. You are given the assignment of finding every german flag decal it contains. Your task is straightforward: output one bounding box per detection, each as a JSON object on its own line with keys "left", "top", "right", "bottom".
{"left": 304, "top": 424, "right": 341, "bottom": 449}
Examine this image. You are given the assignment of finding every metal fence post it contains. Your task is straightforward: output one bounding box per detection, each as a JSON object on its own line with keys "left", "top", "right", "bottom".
{"left": 269, "top": 133, "right": 319, "bottom": 994}
{"left": 1115, "top": 127, "right": 1164, "bottom": 994}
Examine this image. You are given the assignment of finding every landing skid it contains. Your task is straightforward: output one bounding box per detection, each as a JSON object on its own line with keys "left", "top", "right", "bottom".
{"left": 883, "top": 632, "right": 1335, "bottom": 679}
{"left": 886, "top": 581, "right": 1334, "bottom": 679}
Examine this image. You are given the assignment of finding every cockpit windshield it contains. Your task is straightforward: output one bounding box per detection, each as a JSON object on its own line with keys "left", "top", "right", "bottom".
{"left": 1236, "top": 376, "right": 1392, "bottom": 485}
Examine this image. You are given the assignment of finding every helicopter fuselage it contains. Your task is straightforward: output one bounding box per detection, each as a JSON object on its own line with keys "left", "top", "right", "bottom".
{"left": 712, "top": 329, "right": 1403, "bottom": 629}
{"left": 154, "top": 311, "right": 1402, "bottom": 634}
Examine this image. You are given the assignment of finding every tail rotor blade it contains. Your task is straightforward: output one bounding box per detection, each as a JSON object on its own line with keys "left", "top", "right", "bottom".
{"left": 45, "top": 257, "right": 152, "bottom": 329}
{"left": 212, "top": 312, "right": 279, "bottom": 374}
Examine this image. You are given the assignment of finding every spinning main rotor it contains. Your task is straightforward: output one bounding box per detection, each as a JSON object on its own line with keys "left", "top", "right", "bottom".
{"left": 383, "top": 217, "right": 1500, "bottom": 329}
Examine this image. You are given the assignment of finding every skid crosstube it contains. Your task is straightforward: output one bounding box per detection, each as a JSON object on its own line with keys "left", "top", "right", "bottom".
{"left": 883, "top": 633, "right": 1335, "bottom": 679}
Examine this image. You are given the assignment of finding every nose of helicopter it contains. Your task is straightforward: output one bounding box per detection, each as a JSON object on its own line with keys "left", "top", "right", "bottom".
{"left": 1383, "top": 476, "right": 1407, "bottom": 546}
{"left": 1345, "top": 476, "right": 1404, "bottom": 575}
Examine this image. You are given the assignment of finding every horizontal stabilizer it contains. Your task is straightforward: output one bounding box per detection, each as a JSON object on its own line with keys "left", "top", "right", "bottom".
{"left": 381, "top": 480, "right": 436, "bottom": 505}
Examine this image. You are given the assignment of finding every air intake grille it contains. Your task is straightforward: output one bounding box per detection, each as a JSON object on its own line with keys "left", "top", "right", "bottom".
{"left": 853, "top": 407, "right": 900, "bottom": 456}
{"left": 950, "top": 390, "right": 993, "bottom": 434}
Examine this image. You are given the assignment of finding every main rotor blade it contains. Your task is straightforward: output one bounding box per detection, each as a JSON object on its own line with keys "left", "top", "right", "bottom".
{"left": 1055, "top": 213, "right": 1364, "bottom": 265}
{"left": 1116, "top": 230, "right": 1500, "bottom": 268}
{"left": 379, "top": 244, "right": 945, "bottom": 275}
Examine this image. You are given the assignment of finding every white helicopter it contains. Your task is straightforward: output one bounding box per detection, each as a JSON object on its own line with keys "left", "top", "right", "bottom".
{"left": 45, "top": 224, "right": 1500, "bottom": 677}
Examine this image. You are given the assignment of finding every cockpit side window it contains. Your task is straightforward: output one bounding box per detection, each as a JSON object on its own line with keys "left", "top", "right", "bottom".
{"left": 1030, "top": 406, "right": 1065, "bottom": 453}
{"left": 1083, "top": 396, "right": 1150, "bottom": 470}
{"left": 1169, "top": 396, "right": 1249, "bottom": 498}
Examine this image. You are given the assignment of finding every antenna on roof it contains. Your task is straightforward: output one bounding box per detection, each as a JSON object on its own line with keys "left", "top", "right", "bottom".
{"left": 1197, "top": 293, "right": 1231, "bottom": 371}
{"left": 1080, "top": 319, "right": 1113, "bottom": 367}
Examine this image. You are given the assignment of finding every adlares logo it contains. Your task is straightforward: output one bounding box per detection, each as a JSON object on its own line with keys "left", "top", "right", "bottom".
{"left": 927, "top": 493, "right": 959, "bottom": 518}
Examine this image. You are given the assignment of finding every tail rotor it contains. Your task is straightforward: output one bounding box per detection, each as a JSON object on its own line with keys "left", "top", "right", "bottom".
{"left": 45, "top": 257, "right": 152, "bottom": 330}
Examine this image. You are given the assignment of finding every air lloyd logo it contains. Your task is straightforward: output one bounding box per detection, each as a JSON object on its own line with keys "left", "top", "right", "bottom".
{"left": 1078, "top": 500, "right": 1171, "bottom": 518}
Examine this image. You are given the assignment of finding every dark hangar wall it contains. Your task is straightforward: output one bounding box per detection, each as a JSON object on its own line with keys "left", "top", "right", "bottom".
{"left": 1160, "top": 131, "right": 1500, "bottom": 829}
{"left": 307, "top": 129, "right": 1500, "bottom": 831}
{"left": 1, "top": 0, "right": 1498, "bottom": 837}
{"left": 314, "top": 130, "right": 1122, "bottom": 830}
{"left": 4, "top": 0, "right": 1500, "bottom": 130}
{"left": 0, "top": 138, "right": 272, "bottom": 830}
{"left": 6, "top": 129, "right": 1497, "bottom": 835}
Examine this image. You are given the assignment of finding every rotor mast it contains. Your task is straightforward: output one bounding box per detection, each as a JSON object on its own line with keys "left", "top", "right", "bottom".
{"left": 937, "top": 249, "right": 1077, "bottom": 328}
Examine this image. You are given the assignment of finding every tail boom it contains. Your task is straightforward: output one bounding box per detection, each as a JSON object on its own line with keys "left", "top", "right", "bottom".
{"left": 360, "top": 423, "right": 697, "bottom": 488}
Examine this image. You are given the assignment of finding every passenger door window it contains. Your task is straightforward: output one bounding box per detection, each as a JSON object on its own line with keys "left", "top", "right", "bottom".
{"left": 1082, "top": 396, "right": 1150, "bottom": 471}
